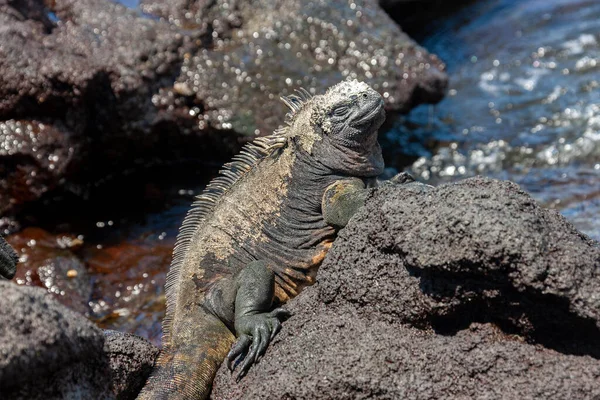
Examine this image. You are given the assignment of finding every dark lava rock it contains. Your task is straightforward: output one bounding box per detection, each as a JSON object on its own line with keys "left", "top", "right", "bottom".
{"left": 142, "top": 0, "right": 448, "bottom": 136}
{"left": 1, "top": 0, "right": 447, "bottom": 226}
{"left": 7, "top": 227, "right": 92, "bottom": 315}
{"left": 0, "top": 120, "right": 78, "bottom": 226}
{"left": 103, "top": 330, "right": 160, "bottom": 400}
{"left": 0, "top": 281, "right": 112, "bottom": 400}
{"left": 0, "top": 0, "right": 186, "bottom": 118}
{"left": 212, "top": 177, "right": 600, "bottom": 399}
{"left": 318, "top": 178, "right": 600, "bottom": 353}
{"left": 0, "top": 0, "right": 194, "bottom": 223}
{"left": 0, "top": 234, "right": 18, "bottom": 279}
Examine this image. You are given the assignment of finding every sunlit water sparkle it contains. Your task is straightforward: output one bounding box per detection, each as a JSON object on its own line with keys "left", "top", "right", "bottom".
{"left": 387, "top": 0, "right": 600, "bottom": 240}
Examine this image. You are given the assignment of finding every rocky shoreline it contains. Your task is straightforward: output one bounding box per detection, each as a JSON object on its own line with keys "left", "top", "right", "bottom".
{"left": 0, "top": 281, "right": 159, "bottom": 400}
{"left": 2, "top": 0, "right": 598, "bottom": 399}
{"left": 0, "top": 0, "right": 450, "bottom": 356}
{"left": 2, "top": 177, "right": 600, "bottom": 399}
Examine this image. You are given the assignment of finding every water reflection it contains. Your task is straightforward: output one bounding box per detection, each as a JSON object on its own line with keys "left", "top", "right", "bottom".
{"left": 388, "top": 0, "right": 600, "bottom": 239}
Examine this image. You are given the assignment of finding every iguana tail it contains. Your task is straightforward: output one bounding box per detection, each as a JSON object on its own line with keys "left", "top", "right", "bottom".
{"left": 138, "top": 308, "right": 235, "bottom": 400}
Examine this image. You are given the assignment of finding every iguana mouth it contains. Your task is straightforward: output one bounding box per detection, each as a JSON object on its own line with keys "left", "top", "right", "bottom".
{"left": 351, "top": 98, "right": 385, "bottom": 128}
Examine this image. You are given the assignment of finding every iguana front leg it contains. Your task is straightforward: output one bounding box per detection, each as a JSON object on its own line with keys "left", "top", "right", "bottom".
{"left": 322, "top": 178, "right": 374, "bottom": 229}
{"left": 225, "top": 260, "right": 290, "bottom": 379}
{"left": 225, "top": 179, "right": 373, "bottom": 379}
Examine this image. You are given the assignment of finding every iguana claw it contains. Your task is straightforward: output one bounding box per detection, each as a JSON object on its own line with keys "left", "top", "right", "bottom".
{"left": 226, "top": 308, "right": 291, "bottom": 380}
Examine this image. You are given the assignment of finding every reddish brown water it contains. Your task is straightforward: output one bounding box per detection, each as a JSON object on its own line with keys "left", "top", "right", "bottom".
{"left": 6, "top": 170, "right": 206, "bottom": 347}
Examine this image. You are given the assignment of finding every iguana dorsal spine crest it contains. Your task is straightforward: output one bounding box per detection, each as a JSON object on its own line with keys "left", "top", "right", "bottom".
{"left": 163, "top": 88, "right": 312, "bottom": 345}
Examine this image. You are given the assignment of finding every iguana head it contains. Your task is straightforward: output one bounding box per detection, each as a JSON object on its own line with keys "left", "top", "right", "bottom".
{"left": 286, "top": 80, "right": 385, "bottom": 177}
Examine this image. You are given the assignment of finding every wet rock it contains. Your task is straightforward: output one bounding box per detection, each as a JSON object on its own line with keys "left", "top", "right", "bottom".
{"left": 379, "top": 0, "right": 479, "bottom": 31}
{"left": 212, "top": 177, "right": 600, "bottom": 399}
{"left": 103, "top": 330, "right": 160, "bottom": 400}
{"left": 0, "top": 234, "right": 18, "bottom": 279}
{"left": 7, "top": 227, "right": 92, "bottom": 315}
{"left": 0, "top": 121, "right": 79, "bottom": 225}
{"left": 0, "top": 0, "right": 187, "bottom": 118}
{"left": 0, "top": 0, "right": 192, "bottom": 223}
{"left": 142, "top": 0, "right": 448, "bottom": 136}
{"left": 0, "top": 281, "right": 112, "bottom": 399}
{"left": 1, "top": 0, "right": 447, "bottom": 226}
{"left": 0, "top": 0, "right": 55, "bottom": 30}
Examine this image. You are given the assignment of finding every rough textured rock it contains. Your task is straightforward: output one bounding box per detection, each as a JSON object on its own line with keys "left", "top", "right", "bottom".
{"left": 213, "top": 301, "right": 600, "bottom": 399}
{"left": 103, "top": 330, "right": 160, "bottom": 400}
{"left": 142, "top": 0, "right": 448, "bottom": 136}
{"left": 318, "top": 178, "right": 600, "bottom": 355}
{"left": 0, "top": 0, "right": 196, "bottom": 224}
{"left": 212, "top": 177, "right": 600, "bottom": 399}
{"left": 0, "top": 234, "right": 18, "bottom": 279}
{"left": 0, "top": 0, "right": 186, "bottom": 118}
{"left": 0, "top": 281, "right": 112, "bottom": 399}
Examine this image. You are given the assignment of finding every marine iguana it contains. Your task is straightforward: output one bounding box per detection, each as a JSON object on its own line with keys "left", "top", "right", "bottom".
{"left": 138, "top": 80, "right": 387, "bottom": 399}
{"left": 0, "top": 235, "right": 18, "bottom": 280}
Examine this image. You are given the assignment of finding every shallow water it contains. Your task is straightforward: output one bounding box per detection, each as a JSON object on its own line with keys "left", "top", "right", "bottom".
{"left": 388, "top": 0, "right": 600, "bottom": 239}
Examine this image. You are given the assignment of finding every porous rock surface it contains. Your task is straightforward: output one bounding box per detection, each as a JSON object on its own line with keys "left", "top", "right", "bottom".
{"left": 0, "top": 234, "right": 18, "bottom": 279}
{"left": 0, "top": 0, "right": 447, "bottom": 225}
{"left": 0, "top": 281, "right": 160, "bottom": 400}
{"left": 0, "top": 281, "right": 113, "bottom": 399}
{"left": 104, "top": 330, "right": 160, "bottom": 400}
{"left": 212, "top": 177, "right": 600, "bottom": 399}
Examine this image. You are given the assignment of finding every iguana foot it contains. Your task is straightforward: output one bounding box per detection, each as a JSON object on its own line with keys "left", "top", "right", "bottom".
{"left": 226, "top": 308, "right": 291, "bottom": 380}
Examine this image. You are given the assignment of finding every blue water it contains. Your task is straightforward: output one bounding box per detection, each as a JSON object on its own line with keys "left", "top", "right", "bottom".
{"left": 388, "top": 0, "right": 600, "bottom": 239}
{"left": 114, "top": 0, "right": 140, "bottom": 7}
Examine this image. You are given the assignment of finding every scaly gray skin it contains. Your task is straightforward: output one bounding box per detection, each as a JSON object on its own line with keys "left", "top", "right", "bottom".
{"left": 0, "top": 235, "right": 18, "bottom": 280}
{"left": 138, "top": 80, "right": 386, "bottom": 400}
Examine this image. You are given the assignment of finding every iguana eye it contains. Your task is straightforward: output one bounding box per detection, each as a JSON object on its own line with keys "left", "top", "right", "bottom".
{"left": 332, "top": 106, "right": 349, "bottom": 117}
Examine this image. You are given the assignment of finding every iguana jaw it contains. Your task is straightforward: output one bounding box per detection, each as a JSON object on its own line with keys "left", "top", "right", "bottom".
{"left": 311, "top": 134, "right": 385, "bottom": 178}
{"left": 346, "top": 96, "right": 385, "bottom": 146}
{"left": 351, "top": 97, "right": 385, "bottom": 129}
